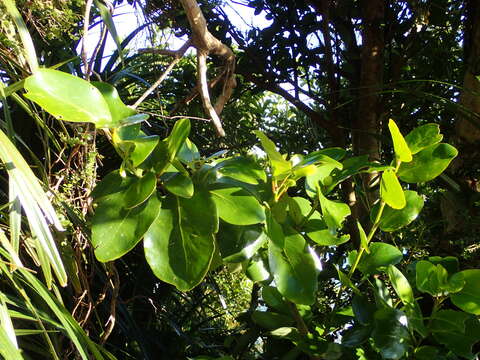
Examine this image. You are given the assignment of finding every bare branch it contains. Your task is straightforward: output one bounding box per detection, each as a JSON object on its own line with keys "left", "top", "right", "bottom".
{"left": 178, "top": 0, "right": 236, "bottom": 137}
{"left": 81, "top": 0, "right": 94, "bottom": 80}
{"left": 197, "top": 52, "right": 226, "bottom": 136}
{"left": 132, "top": 40, "right": 192, "bottom": 109}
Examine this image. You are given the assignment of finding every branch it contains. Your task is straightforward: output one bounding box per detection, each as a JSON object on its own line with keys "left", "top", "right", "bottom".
{"left": 132, "top": 40, "right": 191, "bottom": 109}
{"left": 197, "top": 52, "right": 226, "bottom": 136}
{"left": 179, "top": 0, "right": 236, "bottom": 137}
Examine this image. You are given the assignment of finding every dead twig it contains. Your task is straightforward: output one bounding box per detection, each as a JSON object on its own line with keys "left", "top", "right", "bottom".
{"left": 132, "top": 40, "right": 192, "bottom": 109}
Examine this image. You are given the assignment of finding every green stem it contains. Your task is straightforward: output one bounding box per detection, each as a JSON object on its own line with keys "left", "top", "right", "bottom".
{"left": 348, "top": 201, "right": 386, "bottom": 279}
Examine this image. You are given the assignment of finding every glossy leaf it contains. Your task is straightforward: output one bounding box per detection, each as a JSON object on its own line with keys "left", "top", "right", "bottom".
{"left": 90, "top": 170, "right": 130, "bottom": 201}
{"left": 356, "top": 243, "right": 402, "bottom": 275}
{"left": 178, "top": 187, "right": 218, "bottom": 236}
{"left": 405, "top": 123, "right": 443, "bottom": 154}
{"left": 177, "top": 138, "right": 200, "bottom": 164}
{"left": 211, "top": 187, "right": 265, "bottom": 225}
{"left": 372, "top": 190, "right": 424, "bottom": 232}
{"left": 388, "top": 119, "right": 412, "bottom": 162}
{"left": 217, "top": 223, "right": 267, "bottom": 262}
{"left": 305, "top": 163, "right": 338, "bottom": 197}
{"left": 450, "top": 270, "right": 480, "bottom": 315}
{"left": 371, "top": 308, "right": 409, "bottom": 360}
{"left": 144, "top": 195, "right": 215, "bottom": 291}
{"left": 92, "top": 82, "right": 135, "bottom": 124}
{"left": 215, "top": 156, "right": 266, "bottom": 184}
{"left": 398, "top": 143, "right": 458, "bottom": 183}
{"left": 254, "top": 130, "right": 291, "bottom": 177}
{"left": 262, "top": 286, "right": 290, "bottom": 315}
{"left": 357, "top": 221, "right": 370, "bottom": 253}
{"left": 167, "top": 119, "right": 191, "bottom": 162}
{"left": 431, "top": 314, "right": 480, "bottom": 358}
{"left": 162, "top": 172, "right": 194, "bottom": 198}
{"left": 92, "top": 190, "right": 161, "bottom": 262}
{"left": 387, "top": 265, "right": 414, "bottom": 305}
{"left": 246, "top": 256, "right": 270, "bottom": 283}
{"left": 125, "top": 136, "right": 160, "bottom": 168}
{"left": 124, "top": 172, "right": 157, "bottom": 208}
{"left": 380, "top": 170, "right": 405, "bottom": 209}
{"left": 24, "top": 69, "right": 112, "bottom": 127}
{"left": 267, "top": 213, "right": 317, "bottom": 305}
{"left": 251, "top": 311, "right": 294, "bottom": 330}
{"left": 317, "top": 189, "right": 350, "bottom": 232}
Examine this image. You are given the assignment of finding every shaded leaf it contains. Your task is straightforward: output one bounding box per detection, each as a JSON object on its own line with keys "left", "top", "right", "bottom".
{"left": 450, "top": 270, "right": 480, "bottom": 315}
{"left": 211, "top": 187, "right": 265, "bottom": 225}
{"left": 217, "top": 223, "right": 267, "bottom": 262}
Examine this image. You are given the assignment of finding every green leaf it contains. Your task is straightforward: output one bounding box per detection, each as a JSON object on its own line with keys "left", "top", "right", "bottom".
{"left": 24, "top": 69, "right": 112, "bottom": 127}
{"left": 162, "top": 172, "right": 194, "bottom": 198}
{"left": 92, "top": 190, "right": 161, "bottom": 262}
{"left": 405, "top": 123, "right": 443, "bottom": 154}
{"left": 217, "top": 223, "right": 267, "bottom": 263}
{"left": 215, "top": 156, "right": 266, "bottom": 184}
{"left": 380, "top": 170, "right": 405, "bottom": 209}
{"left": 211, "top": 187, "right": 265, "bottom": 225}
{"left": 431, "top": 310, "right": 469, "bottom": 334}
{"left": 317, "top": 189, "right": 351, "bottom": 232}
{"left": 305, "top": 163, "right": 338, "bottom": 197}
{"left": 124, "top": 135, "right": 160, "bottom": 168}
{"left": 413, "top": 346, "right": 439, "bottom": 360}
{"left": 415, "top": 260, "right": 440, "bottom": 295}
{"left": 357, "top": 221, "right": 369, "bottom": 254}
{"left": 450, "top": 270, "right": 480, "bottom": 315}
{"left": 91, "top": 170, "right": 130, "bottom": 201}
{"left": 266, "top": 214, "right": 318, "bottom": 305}
{"left": 372, "top": 190, "right": 424, "bottom": 231}
{"left": 356, "top": 243, "right": 403, "bottom": 275}
{"left": 251, "top": 311, "right": 294, "bottom": 330}
{"left": 124, "top": 172, "right": 157, "bottom": 208}
{"left": 388, "top": 119, "right": 412, "bottom": 162}
{"left": 262, "top": 286, "right": 290, "bottom": 314}
{"left": 178, "top": 187, "right": 218, "bottom": 236}
{"left": 94, "top": 0, "right": 125, "bottom": 65}
{"left": 387, "top": 265, "right": 414, "bottom": 305}
{"left": 397, "top": 143, "right": 458, "bottom": 183}
{"left": 177, "top": 138, "right": 200, "bottom": 164}
{"left": 144, "top": 194, "right": 215, "bottom": 291}
{"left": 431, "top": 315, "right": 480, "bottom": 358}
{"left": 167, "top": 119, "right": 191, "bottom": 162}
{"left": 246, "top": 256, "right": 270, "bottom": 283}
{"left": 371, "top": 308, "right": 409, "bottom": 360}
{"left": 254, "top": 130, "right": 291, "bottom": 177}
{"left": 306, "top": 228, "right": 350, "bottom": 246}
{"left": 92, "top": 82, "right": 135, "bottom": 124}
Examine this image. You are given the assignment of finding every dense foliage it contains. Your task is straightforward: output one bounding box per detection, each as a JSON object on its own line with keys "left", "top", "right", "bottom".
{"left": 0, "top": 0, "right": 479, "bottom": 359}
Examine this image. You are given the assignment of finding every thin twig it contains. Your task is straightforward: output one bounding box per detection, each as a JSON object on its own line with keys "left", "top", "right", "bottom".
{"left": 132, "top": 40, "right": 191, "bottom": 109}
{"left": 81, "top": 0, "right": 94, "bottom": 80}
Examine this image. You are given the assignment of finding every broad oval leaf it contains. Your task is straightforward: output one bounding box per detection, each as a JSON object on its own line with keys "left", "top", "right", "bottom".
{"left": 178, "top": 187, "right": 218, "bottom": 235}
{"left": 177, "top": 138, "right": 200, "bottom": 164}
{"left": 246, "top": 256, "right": 271, "bottom": 283}
{"left": 92, "top": 81, "right": 136, "bottom": 124}
{"left": 355, "top": 243, "right": 403, "bottom": 275}
{"left": 387, "top": 265, "right": 414, "bottom": 305}
{"left": 372, "top": 308, "right": 410, "bottom": 360}
{"left": 450, "top": 270, "right": 480, "bottom": 315}
{"left": 144, "top": 195, "right": 215, "bottom": 291}
{"left": 162, "top": 172, "right": 194, "bottom": 198}
{"left": 251, "top": 311, "right": 294, "bottom": 330}
{"left": 388, "top": 119, "right": 412, "bottom": 162}
{"left": 267, "top": 213, "right": 318, "bottom": 305}
{"left": 92, "top": 191, "right": 161, "bottom": 262}
{"left": 167, "top": 118, "right": 191, "bottom": 162}
{"left": 126, "top": 135, "right": 160, "bottom": 167}
{"left": 90, "top": 170, "right": 130, "bottom": 202}
{"left": 215, "top": 156, "right": 266, "bottom": 184}
{"left": 398, "top": 143, "right": 458, "bottom": 183}
{"left": 217, "top": 222, "right": 267, "bottom": 262}
{"left": 124, "top": 172, "right": 157, "bottom": 208}
{"left": 372, "top": 190, "right": 424, "bottom": 232}
{"left": 24, "top": 69, "right": 112, "bottom": 126}
{"left": 211, "top": 187, "right": 265, "bottom": 225}
{"left": 405, "top": 123, "right": 443, "bottom": 154}
{"left": 380, "top": 170, "right": 405, "bottom": 209}
{"left": 318, "top": 189, "right": 351, "bottom": 232}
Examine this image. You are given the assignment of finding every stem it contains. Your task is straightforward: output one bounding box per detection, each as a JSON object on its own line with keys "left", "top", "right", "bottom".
{"left": 348, "top": 200, "right": 386, "bottom": 278}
